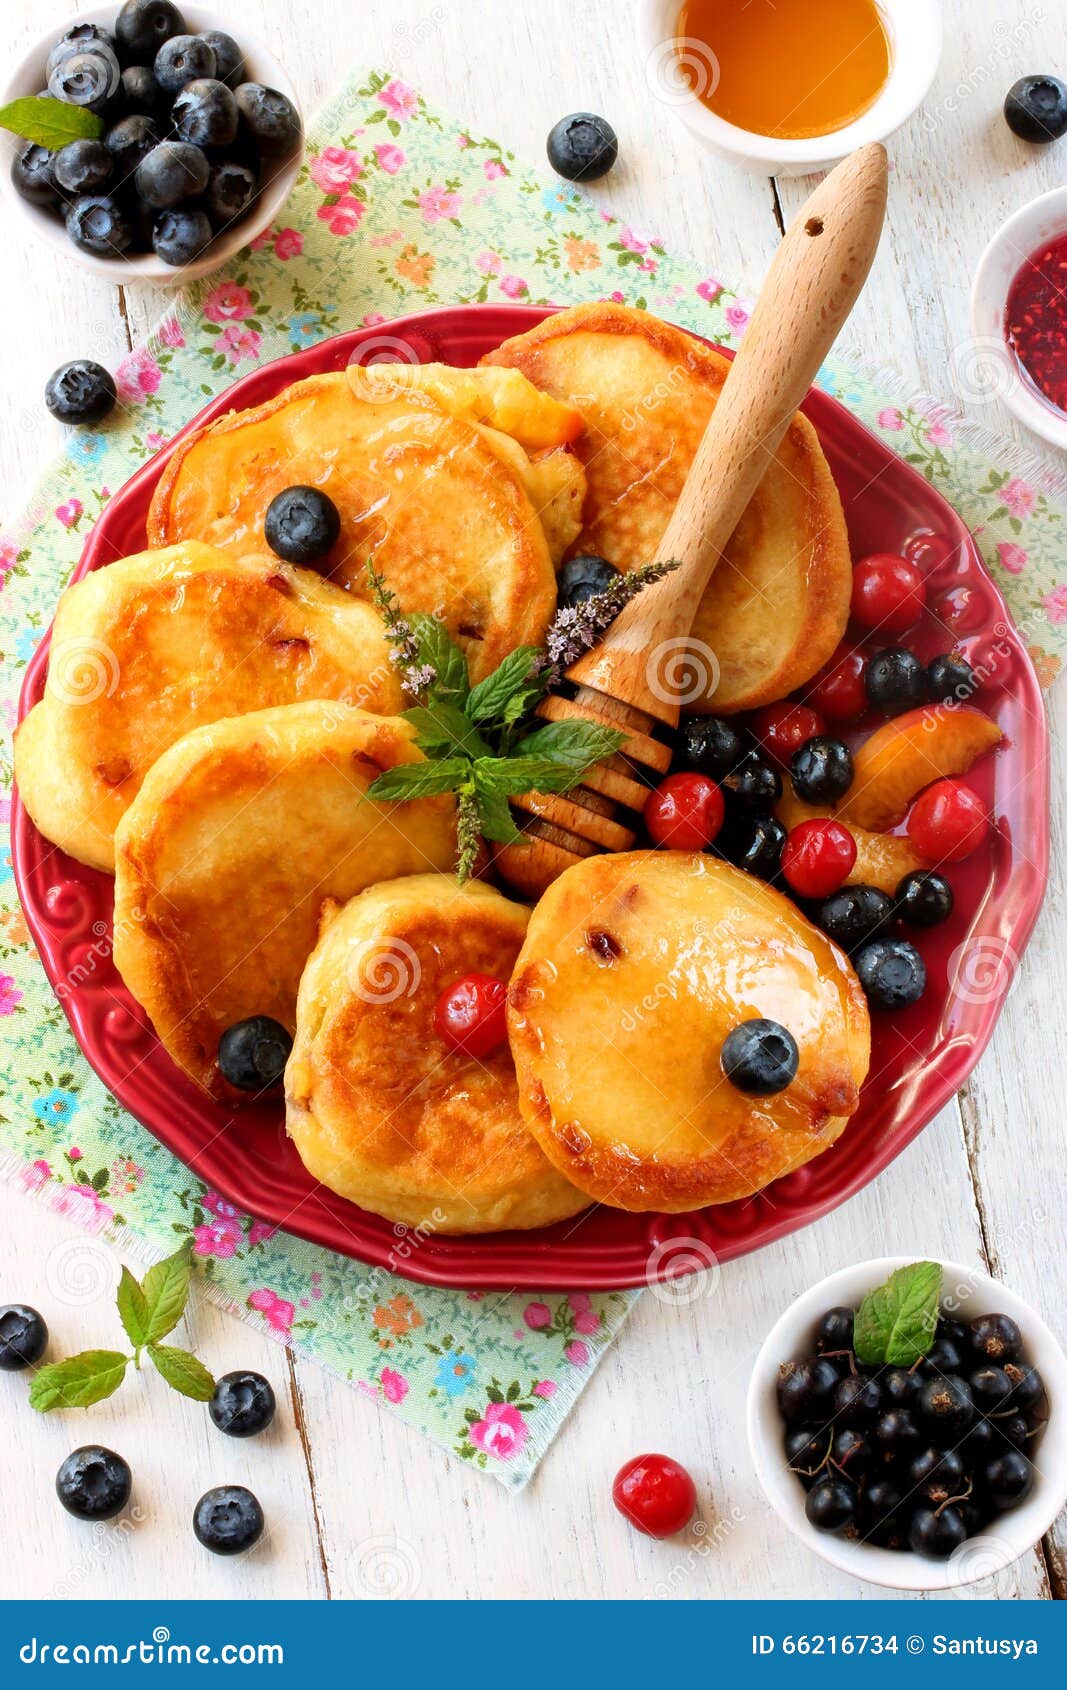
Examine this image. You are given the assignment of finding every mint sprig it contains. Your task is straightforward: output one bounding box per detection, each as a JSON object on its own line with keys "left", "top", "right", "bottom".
{"left": 853, "top": 1261, "right": 942, "bottom": 1367}
{"left": 0, "top": 96, "right": 103, "bottom": 150}
{"left": 28, "top": 1243, "right": 216, "bottom": 1412}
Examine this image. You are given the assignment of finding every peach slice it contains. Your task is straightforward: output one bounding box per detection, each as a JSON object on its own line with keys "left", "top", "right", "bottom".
{"left": 838, "top": 706, "right": 1002, "bottom": 833}
{"left": 776, "top": 790, "right": 926, "bottom": 893}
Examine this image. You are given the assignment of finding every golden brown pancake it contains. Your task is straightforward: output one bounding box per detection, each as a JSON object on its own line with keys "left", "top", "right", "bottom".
{"left": 113, "top": 704, "right": 456, "bottom": 1097}
{"left": 483, "top": 302, "right": 852, "bottom": 713}
{"left": 507, "top": 852, "right": 870, "bottom": 1211}
{"left": 285, "top": 875, "right": 587, "bottom": 1233}
{"left": 14, "top": 542, "right": 401, "bottom": 873}
{"left": 147, "top": 372, "right": 565, "bottom": 682}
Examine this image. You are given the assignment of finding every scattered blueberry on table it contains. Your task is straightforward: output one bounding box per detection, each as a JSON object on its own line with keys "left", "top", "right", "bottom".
{"left": 1004, "top": 74, "right": 1067, "bottom": 144}
{"left": 209, "top": 1370, "right": 276, "bottom": 1438}
{"left": 55, "top": 1446, "right": 132, "bottom": 1521}
{"left": 193, "top": 1485, "right": 264, "bottom": 1555}
{"left": 546, "top": 113, "right": 618, "bottom": 182}
{"left": 0, "top": 1303, "right": 48, "bottom": 1370}
{"left": 45, "top": 359, "right": 117, "bottom": 425}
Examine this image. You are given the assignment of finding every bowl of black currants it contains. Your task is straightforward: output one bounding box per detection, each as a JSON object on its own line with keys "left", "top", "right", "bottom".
{"left": 747, "top": 1257, "right": 1067, "bottom": 1589}
{"left": 0, "top": 3, "right": 302, "bottom": 283}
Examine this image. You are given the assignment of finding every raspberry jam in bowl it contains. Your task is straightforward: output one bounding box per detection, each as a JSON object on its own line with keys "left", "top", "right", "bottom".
{"left": 972, "top": 186, "right": 1067, "bottom": 450}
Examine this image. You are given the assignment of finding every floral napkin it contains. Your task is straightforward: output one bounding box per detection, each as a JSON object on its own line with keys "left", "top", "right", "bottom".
{"left": 2, "top": 68, "right": 1066, "bottom": 1490}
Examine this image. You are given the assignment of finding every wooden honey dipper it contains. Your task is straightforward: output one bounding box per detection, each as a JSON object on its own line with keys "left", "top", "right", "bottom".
{"left": 496, "top": 143, "right": 888, "bottom": 901}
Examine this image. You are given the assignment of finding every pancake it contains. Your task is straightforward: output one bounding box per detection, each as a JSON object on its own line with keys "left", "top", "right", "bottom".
{"left": 147, "top": 371, "right": 565, "bottom": 682}
{"left": 285, "top": 875, "right": 588, "bottom": 1233}
{"left": 483, "top": 302, "right": 852, "bottom": 713}
{"left": 14, "top": 542, "right": 401, "bottom": 873}
{"left": 507, "top": 852, "right": 870, "bottom": 1212}
{"left": 113, "top": 703, "right": 456, "bottom": 1098}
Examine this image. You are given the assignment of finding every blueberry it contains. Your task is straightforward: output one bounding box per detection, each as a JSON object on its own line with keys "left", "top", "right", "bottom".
{"left": 546, "top": 112, "right": 618, "bottom": 182}
{"left": 152, "top": 206, "right": 213, "bottom": 266}
{"left": 895, "top": 870, "right": 953, "bottom": 929}
{"left": 962, "top": 1415, "right": 999, "bottom": 1461}
{"left": 815, "top": 1306, "right": 854, "bottom": 1352}
{"left": 209, "top": 1370, "right": 276, "bottom": 1438}
{"left": 854, "top": 936, "right": 926, "bottom": 1009}
{"left": 909, "top": 1445, "right": 966, "bottom": 1506}
{"left": 218, "top": 1016, "right": 292, "bottom": 1091}
{"left": 969, "top": 1365, "right": 1013, "bottom": 1414}
{"left": 926, "top": 652, "right": 976, "bottom": 703}
{"left": 777, "top": 1356, "right": 839, "bottom": 1424}
{"left": 193, "top": 1485, "right": 263, "bottom": 1555}
{"left": 65, "top": 195, "right": 133, "bottom": 258}
{"left": 135, "top": 141, "right": 210, "bottom": 208}
{"left": 817, "top": 885, "right": 893, "bottom": 953}
{"left": 234, "top": 83, "right": 302, "bottom": 154}
{"left": 791, "top": 736, "right": 853, "bottom": 804}
{"left": 865, "top": 647, "right": 925, "bottom": 716}
{"left": 1003, "top": 1362, "right": 1044, "bottom": 1414}
{"left": 805, "top": 1476, "right": 856, "bottom": 1534}
{"left": 105, "top": 115, "right": 160, "bottom": 175}
{"left": 833, "top": 1374, "right": 883, "bottom": 1427}
{"left": 918, "top": 1375, "right": 974, "bottom": 1438}
{"left": 861, "top": 1478, "right": 904, "bottom": 1546}
{"left": 968, "top": 1312, "right": 1022, "bottom": 1364}
{"left": 722, "top": 1017, "right": 798, "bottom": 1096}
{"left": 909, "top": 1503, "right": 967, "bottom": 1559}
{"left": 264, "top": 486, "right": 341, "bottom": 565}
{"left": 881, "top": 1367, "right": 920, "bottom": 1408}
{"left": 996, "top": 1414, "right": 1033, "bottom": 1453}
{"left": 48, "top": 47, "right": 122, "bottom": 114}
{"left": 199, "top": 31, "right": 245, "bottom": 88}
{"left": 722, "top": 750, "right": 781, "bottom": 813}
{"left": 47, "top": 25, "right": 117, "bottom": 77}
{"left": 174, "top": 78, "right": 239, "bottom": 150}
{"left": 116, "top": 1, "right": 186, "bottom": 66}
{"left": 872, "top": 1407, "right": 922, "bottom": 1458}
{"left": 985, "top": 1449, "right": 1034, "bottom": 1511}
{"left": 784, "top": 1424, "right": 831, "bottom": 1487}
{"left": 678, "top": 715, "right": 744, "bottom": 780}
{"left": 922, "top": 1337, "right": 966, "bottom": 1377}
{"left": 45, "top": 360, "right": 117, "bottom": 425}
{"left": 831, "top": 1428, "right": 873, "bottom": 1482}
{"left": 937, "top": 1313, "right": 970, "bottom": 1346}
{"left": 120, "top": 64, "right": 163, "bottom": 116}
{"left": 205, "top": 161, "right": 258, "bottom": 227}
{"left": 155, "top": 33, "right": 215, "bottom": 94}
{"left": 1004, "top": 75, "right": 1067, "bottom": 144}
{"left": 724, "top": 814, "right": 786, "bottom": 881}
{"left": 56, "top": 1447, "right": 131, "bottom": 1520}
{"left": 556, "top": 553, "right": 618, "bottom": 608}
{"left": 11, "top": 143, "right": 58, "bottom": 207}
{"left": 54, "top": 139, "right": 113, "bottom": 197}
{"left": 0, "top": 1303, "right": 48, "bottom": 1370}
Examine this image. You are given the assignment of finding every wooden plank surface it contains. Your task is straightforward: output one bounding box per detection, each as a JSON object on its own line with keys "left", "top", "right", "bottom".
{"left": 1, "top": 0, "right": 1064, "bottom": 1600}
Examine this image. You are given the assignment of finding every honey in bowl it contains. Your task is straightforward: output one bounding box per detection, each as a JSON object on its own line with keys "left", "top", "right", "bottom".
{"left": 675, "top": 0, "right": 891, "bottom": 141}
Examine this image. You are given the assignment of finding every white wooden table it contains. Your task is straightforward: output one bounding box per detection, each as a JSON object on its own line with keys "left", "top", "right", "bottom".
{"left": 1, "top": 0, "right": 1065, "bottom": 1601}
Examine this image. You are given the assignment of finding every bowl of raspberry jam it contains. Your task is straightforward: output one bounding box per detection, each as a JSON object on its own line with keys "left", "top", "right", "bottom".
{"left": 972, "top": 186, "right": 1067, "bottom": 450}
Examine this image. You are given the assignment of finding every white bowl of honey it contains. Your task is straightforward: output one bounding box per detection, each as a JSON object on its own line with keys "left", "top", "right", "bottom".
{"left": 640, "top": 0, "right": 942, "bottom": 176}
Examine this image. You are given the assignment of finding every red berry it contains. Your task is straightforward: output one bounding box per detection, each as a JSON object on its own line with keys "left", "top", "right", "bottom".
{"left": 751, "top": 702, "right": 827, "bottom": 762}
{"left": 645, "top": 772, "right": 724, "bottom": 850}
{"left": 850, "top": 552, "right": 927, "bottom": 633}
{"left": 805, "top": 646, "right": 868, "bottom": 721}
{"left": 433, "top": 974, "right": 509, "bottom": 1059}
{"left": 612, "top": 1453, "right": 696, "bottom": 1538}
{"left": 781, "top": 819, "right": 857, "bottom": 898}
{"left": 907, "top": 780, "right": 989, "bottom": 863}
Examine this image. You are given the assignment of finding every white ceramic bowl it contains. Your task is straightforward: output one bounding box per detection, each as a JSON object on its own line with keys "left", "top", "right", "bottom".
{"left": 971, "top": 187, "right": 1067, "bottom": 452}
{"left": 0, "top": 5, "right": 302, "bottom": 285}
{"left": 639, "top": 0, "right": 942, "bottom": 175}
{"left": 748, "top": 1256, "right": 1067, "bottom": 1590}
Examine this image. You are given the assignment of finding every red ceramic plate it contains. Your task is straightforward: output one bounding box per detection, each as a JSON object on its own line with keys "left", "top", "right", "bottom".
{"left": 12, "top": 305, "right": 1049, "bottom": 1290}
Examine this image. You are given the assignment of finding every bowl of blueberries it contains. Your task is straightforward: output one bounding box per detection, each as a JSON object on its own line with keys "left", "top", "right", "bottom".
{"left": 1, "top": 1, "right": 302, "bottom": 283}
{"left": 747, "top": 1257, "right": 1067, "bottom": 1590}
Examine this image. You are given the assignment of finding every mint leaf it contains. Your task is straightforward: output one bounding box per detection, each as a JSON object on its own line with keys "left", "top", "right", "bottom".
{"left": 513, "top": 719, "right": 626, "bottom": 770}
{"left": 471, "top": 777, "right": 527, "bottom": 845}
{"left": 466, "top": 647, "right": 544, "bottom": 723}
{"left": 140, "top": 1243, "right": 192, "bottom": 1345}
{"left": 409, "top": 613, "right": 469, "bottom": 703}
{"left": 116, "top": 1266, "right": 149, "bottom": 1353}
{"left": 29, "top": 1351, "right": 128, "bottom": 1413}
{"left": 0, "top": 96, "right": 103, "bottom": 150}
{"left": 853, "top": 1261, "right": 941, "bottom": 1367}
{"left": 369, "top": 757, "right": 469, "bottom": 801}
{"left": 147, "top": 1344, "right": 216, "bottom": 1402}
{"left": 402, "top": 703, "right": 491, "bottom": 760}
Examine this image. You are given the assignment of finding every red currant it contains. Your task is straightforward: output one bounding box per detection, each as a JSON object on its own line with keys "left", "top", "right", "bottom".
{"left": 850, "top": 552, "right": 927, "bottom": 633}
{"left": 907, "top": 780, "right": 989, "bottom": 863}
{"left": 805, "top": 646, "right": 868, "bottom": 721}
{"left": 645, "top": 772, "right": 724, "bottom": 850}
{"left": 433, "top": 974, "right": 509, "bottom": 1059}
{"left": 781, "top": 819, "right": 857, "bottom": 899}
{"left": 612, "top": 1453, "right": 696, "bottom": 1538}
{"left": 750, "top": 702, "right": 827, "bottom": 762}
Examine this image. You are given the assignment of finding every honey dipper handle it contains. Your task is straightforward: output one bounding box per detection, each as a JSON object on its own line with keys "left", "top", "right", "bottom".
{"left": 568, "top": 143, "right": 888, "bottom": 715}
